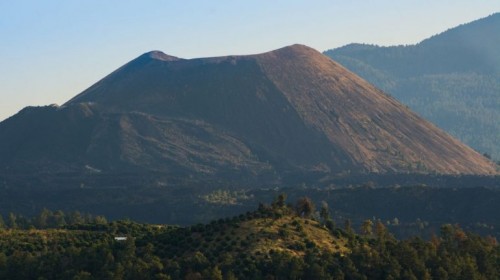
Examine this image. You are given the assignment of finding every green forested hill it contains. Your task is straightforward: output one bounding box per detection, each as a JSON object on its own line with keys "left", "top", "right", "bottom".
{"left": 325, "top": 13, "right": 500, "bottom": 160}
{"left": 0, "top": 199, "right": 499, "bottom": 279}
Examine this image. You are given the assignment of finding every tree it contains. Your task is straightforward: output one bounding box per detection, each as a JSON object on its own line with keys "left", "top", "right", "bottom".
{"left": 7, "top": 213, "right": 17, "bottom": 229}
{"left": 319, "top": 201, "right": 331, "bottom": 222}
{"left": 295, "top": 197, "right": 315, "bottom": 218}
{"left": 73, "top": 271, "right": 92, "bottom": 280}
{"left": 361, "top": 219, "right": 373, "bottom": 236}
{"left": 344, "top": 219, "right": 354, "bottom": 234}
{"left": 273, "top": 193, "right": 287, "bottom": 209}
{"left": 375, "top": 220, "right": 387, "bottom": 240}
{"left": 94, "top": 216, "right": 107, "bottom": 224}
{"left": 52, "top": 210, "right": 67, "bottom": 227}
{"left": 440, "top": 224, "right": 455, "bottom": 243}
{"left": 224, "top": 271, "right": 238, "bottom": 280}
{"left": 68, "top": 211, "right": 85, "bottom": 225}
{"left": 188, "top": 251, "right": 209, "bottom": 272}
{"left": 320, "top": 201, "right": 335, "bottom": 230}
{"left": 36, "top": 208, "right": 51, "bottom": 228}
{"left": 0, "top": 214, "right": 5, "bottom": 229}
{"left": 209, "top": 266, "right": 222, "bottom": 280}
{"left": 184, "top": 272, "right": 202, "bottom": 280}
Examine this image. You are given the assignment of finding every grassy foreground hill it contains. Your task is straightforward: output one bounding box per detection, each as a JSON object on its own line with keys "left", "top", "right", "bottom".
{"left": 1, "top": 197, "right": 500, "bottom": 279}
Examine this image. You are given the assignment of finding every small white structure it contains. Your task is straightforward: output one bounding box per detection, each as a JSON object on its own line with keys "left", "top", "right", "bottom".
{"left": 114, "top": 236, "right": 127, "bottom": 241}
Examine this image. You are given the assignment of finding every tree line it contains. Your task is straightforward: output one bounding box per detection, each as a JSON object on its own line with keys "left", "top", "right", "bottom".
{"left": 0, "top": 208, "right": 107, "bottom": 230}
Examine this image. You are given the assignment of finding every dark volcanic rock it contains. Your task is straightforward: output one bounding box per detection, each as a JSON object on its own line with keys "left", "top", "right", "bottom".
{"left": 0, "top": 45, "right": 496, "bottom": 183}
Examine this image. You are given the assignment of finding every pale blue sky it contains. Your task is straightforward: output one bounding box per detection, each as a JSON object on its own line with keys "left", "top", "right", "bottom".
{"left": 1, "top": 1, "right": 499, "bottom": 121}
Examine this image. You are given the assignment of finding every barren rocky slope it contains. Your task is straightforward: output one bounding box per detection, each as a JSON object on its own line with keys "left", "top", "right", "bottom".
{"left": 0, "top": 45, "right": 495, "bottom": 182}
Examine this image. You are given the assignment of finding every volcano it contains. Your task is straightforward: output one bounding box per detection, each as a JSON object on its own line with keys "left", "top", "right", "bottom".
{"left": 0, "top": 44, "right": 495, "bottom": 184}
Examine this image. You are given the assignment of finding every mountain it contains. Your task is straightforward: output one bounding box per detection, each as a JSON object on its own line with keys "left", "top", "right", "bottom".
{"left": 0, "top": 44, "right": 496, "bottom": 185}
{"left": 324, "top": 13, "right": 500, "bottom": 160}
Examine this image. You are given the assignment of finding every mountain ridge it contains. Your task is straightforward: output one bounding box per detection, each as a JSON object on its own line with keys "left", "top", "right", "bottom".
{"left": 324, "top": 13, "right": 500, "bottom": 160}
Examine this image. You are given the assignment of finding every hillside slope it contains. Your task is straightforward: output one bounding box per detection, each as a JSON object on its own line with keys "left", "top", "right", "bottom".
{"left": 325, "top": 13, "right": 500, "bottom": 160}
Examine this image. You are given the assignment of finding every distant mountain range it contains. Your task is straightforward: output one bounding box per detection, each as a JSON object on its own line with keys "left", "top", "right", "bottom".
{"left": 0, "top": 44, "right": 495, "bottom": 185}
{"left": 325, "top": 13, "right": 500, "bottom": 160}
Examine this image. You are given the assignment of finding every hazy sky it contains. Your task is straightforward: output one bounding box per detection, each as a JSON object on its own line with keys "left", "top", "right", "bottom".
{"left": 1, "top": 1, "right": 499, "bottom": 121}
